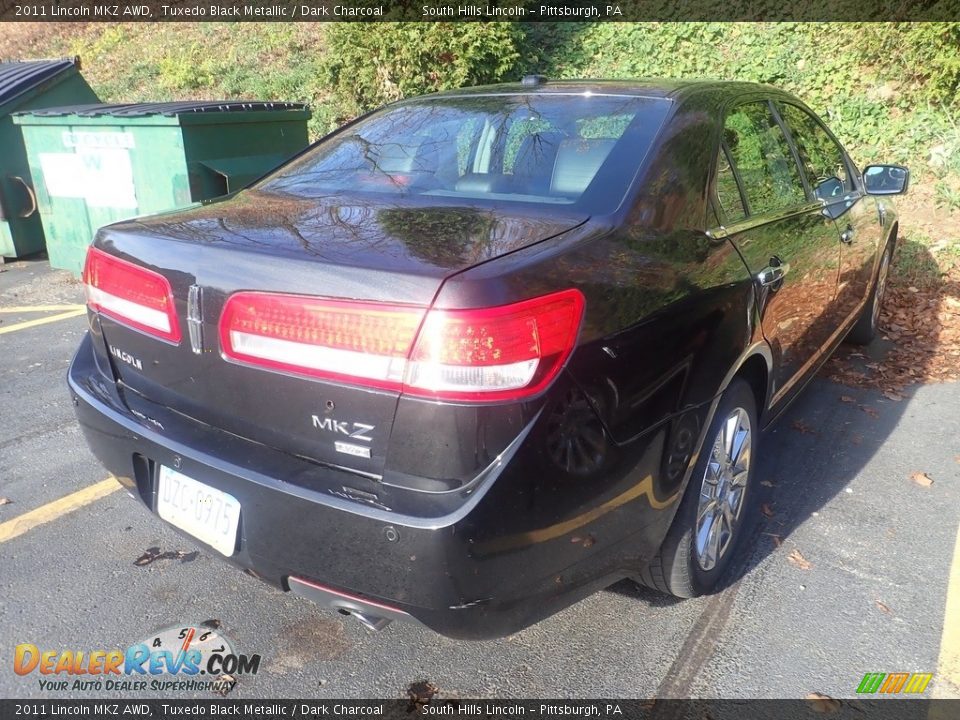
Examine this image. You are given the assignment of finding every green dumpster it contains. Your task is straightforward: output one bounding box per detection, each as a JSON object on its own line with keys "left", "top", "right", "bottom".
{"left": 13, "top": 100, "right": 310, "bottom": 275}
{"left": 0, "top": 58, "right": 98, "bottom": 259}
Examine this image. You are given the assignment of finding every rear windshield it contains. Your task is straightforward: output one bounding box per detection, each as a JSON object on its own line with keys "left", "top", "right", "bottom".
{"left": 259, "top": 94, "right": 671, "bottom": 214}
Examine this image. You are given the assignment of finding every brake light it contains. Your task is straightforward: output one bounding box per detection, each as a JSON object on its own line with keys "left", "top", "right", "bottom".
{"left": 83, "top": 246, "right": 181, "bottom": 344}
{"left": 219, "top": 289, "right": 584, "bottom": 402}
{"left": 219, "top": 293, "right": 424, "bottom": 392}
{"left": 405, "top": 289, "right": 585, "bottom": 401}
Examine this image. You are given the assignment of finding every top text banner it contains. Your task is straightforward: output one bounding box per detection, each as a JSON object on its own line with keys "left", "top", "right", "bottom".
{"left": 2, "top": 0, "right": 958, "bottom": 21}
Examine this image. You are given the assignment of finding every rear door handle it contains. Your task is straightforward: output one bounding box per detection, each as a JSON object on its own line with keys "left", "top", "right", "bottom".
{"left": 757, "top": 261, "right": 789, "bottom": 288}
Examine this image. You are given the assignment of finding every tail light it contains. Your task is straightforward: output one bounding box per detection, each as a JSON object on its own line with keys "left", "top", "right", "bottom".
{"left": 220, "top": 289, "right": 584, "bottom": 402}
{"left": 83, "top": 246, "right": 181, "bottom": 344}
{"left": 405, "top": 289, "right": 584, "bottom": 401}
{"left": 219, "top": 293, "right": 424, "bottom": 392}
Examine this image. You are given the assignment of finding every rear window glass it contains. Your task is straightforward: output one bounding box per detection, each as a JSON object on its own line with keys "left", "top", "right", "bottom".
{"left": 259, "top": 94, "right": 671, "bottom": 214}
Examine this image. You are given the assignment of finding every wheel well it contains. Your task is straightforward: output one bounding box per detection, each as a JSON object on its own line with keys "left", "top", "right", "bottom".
{"left": 736, "top": 354, "right": 769, "bottom": 418}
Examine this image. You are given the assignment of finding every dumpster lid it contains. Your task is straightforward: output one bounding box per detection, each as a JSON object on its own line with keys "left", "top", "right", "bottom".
{"left": 19, "top": 100, "right": 307, "bottom": 118}
{"left": 0, "top": 58, "right": 80, "bottom": 109}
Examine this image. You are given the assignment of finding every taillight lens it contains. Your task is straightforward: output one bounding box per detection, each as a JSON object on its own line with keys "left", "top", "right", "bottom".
{"left": 219, "top": 292, "right": 424, "bottom": 392}
{"left": 405, "top": 289, "right": 585, "bottom": 401}
{"left": 219, "top": 289, "right": 584, "bottom": 402}
{"left": 83, "top": 246, "right": 181, "bottom": 344}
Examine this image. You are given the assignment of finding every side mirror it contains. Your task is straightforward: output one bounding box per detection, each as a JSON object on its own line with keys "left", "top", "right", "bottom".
{"left": 863, "top": 164, "right": 909, "bottom": 196}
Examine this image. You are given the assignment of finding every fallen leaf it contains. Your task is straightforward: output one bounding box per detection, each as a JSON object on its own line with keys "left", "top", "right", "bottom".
{"left": 791, "top": 419, "right": 817, "bottom": 434}
{"left": 806, "top": 692, "right": 841, "bottom": 714}
{"left": 201, "top": 619, "right": 222, "bottom": 630}
{"left": 954, "top": 455, "right": 960, "bottom": 464}
{"left": 910, "top": 471, "right": 934, "bottom": 488}
{"left": 850, "top": 433, "right": 863, "bottom": 445}
{"left": 883, "top": 390, "right": 905, "bottom": 401}
{"left": 760, "top": 479, "right": 775, "bottom": 487}
{"left": 761, "top": 503, "right": 775, "bottom": 518}
{"left": 839, "top": 395, "right": 856, "bottom": 403}
{"left": 788, "top": 549, "right": 813, "bottom": 570}
{"left": 819, "top": 259, "right": 960, "bottom": 392}
{"left": 860, "top": 405, "right": 880, "bottom": 418}
{"left": 0, "top": 497, "right": 12, "bottom": 506}
{"left": 875, "top": 600, "right": 892, "bottom": 615}
{"left": 582, "top": 534, "right": 595, "bottom": 548}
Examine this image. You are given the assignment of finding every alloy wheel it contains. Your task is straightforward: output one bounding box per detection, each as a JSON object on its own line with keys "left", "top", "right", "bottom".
{"left": 695, "top": 407, "right": 752, "bottom": 571}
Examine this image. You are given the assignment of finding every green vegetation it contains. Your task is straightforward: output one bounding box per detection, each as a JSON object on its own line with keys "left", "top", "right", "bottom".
{"left": 321, "top": 24, "right": 522, "bottom": 126}
{"left": 519, "top": 24, "right": 960, "bottom": 193}
{"left": 4, "top": 25, "right": 330, "bottom": 136}
{"left": 4, "top": 21, "right": 959, "bottom": 212}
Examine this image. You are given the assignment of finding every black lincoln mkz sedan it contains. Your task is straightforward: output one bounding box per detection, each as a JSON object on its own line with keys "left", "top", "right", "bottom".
{"left": 70, "top": 77, "right": 909, "bottom": 639}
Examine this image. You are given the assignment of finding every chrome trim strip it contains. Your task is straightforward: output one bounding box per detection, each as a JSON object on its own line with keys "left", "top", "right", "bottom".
{"left": 187, "top": 284, "right": 203, "bottom": 355}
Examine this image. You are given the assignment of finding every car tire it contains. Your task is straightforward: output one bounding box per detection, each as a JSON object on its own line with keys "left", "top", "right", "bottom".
{"left": 846, "top": 240, "right": 893, "bottom": 346}
{"left": 638, "top": 378, "right": 758, "bottom": 599}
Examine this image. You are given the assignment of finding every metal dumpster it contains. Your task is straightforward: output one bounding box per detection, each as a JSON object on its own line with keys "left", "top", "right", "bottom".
{"left": 13, "top": 101, "right": 310, "bottom": 275}
{"left": 0, "top": 58, "right": 98, "bottom": 259}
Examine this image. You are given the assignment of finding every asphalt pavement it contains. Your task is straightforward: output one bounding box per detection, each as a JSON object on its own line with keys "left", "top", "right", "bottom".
{"left": 1, "top": 257, "right": 958, "bottom": 700}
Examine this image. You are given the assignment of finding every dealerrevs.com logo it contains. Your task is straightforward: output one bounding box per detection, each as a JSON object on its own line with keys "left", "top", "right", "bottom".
{"left": 14, "top": 622, "right": 260, "bottom": 693}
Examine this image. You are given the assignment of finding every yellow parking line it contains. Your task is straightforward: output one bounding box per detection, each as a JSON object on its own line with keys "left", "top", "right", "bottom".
{"left": 0, "top": 478, "right": 121, "bottom": 544}
{"left": 934, "top": 520, "right": 960, "bottom": 699}
{"left": 0, "top": 304, "right": 85, "bottom": 313}
{"left": 0, "top": 308, "right": 86, "bottom": 335}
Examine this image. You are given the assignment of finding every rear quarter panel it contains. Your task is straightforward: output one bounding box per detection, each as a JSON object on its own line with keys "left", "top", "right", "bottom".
{"left": 421, "top": 227, "right": 757, "bottom": 596}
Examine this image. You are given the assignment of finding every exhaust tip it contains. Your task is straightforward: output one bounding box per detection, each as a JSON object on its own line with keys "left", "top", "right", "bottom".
{"left": 288, "top": 576, "right": 411, "bottom": 632}
{"left": 338, "top": 607, "right": 392, "bottom": 632}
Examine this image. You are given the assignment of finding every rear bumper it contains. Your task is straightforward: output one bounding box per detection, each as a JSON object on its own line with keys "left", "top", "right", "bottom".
{"left": 68, "top": 332, "right": 674, "bottom": 639}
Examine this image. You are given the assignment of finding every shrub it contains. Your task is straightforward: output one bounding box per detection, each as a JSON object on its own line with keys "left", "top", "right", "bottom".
{"left": 320, "top": 23, "right": 522, "bottom": 126}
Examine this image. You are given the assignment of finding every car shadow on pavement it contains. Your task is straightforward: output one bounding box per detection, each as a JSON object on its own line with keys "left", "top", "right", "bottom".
{"left": 606, "top": 578, "right": 685, "bottom": 607}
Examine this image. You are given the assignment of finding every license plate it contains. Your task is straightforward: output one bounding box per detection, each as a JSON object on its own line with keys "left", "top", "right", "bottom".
{"left": 156, "top": 465, "right": 240, "bottom": 557}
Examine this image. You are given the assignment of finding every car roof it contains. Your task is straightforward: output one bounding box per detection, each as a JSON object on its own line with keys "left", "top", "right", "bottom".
{"left": 428, "top": 78, "right": 786, "bottom": 102}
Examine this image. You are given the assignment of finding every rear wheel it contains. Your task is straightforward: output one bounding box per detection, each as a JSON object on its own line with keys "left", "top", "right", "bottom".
{"left": 638, "top": 378, "right": 758, "bottom": 598}
{"left": 847, "top": 241, "right": 892, "bottom": 345}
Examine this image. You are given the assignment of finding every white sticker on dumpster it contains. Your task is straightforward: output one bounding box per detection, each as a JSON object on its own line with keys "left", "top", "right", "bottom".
{"left": 78, "top": 148, "right": 138, "bottom": 209}
{"left": 39, "top": 153, "right": 85, "bottom": 198}
{"left": 38, "top": 149, "right": 138, "bottom": 210}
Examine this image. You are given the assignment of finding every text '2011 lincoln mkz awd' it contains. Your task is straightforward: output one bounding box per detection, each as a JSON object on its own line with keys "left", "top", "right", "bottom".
{"left": 70, "top": 77, "right": 909, "bottom": 639}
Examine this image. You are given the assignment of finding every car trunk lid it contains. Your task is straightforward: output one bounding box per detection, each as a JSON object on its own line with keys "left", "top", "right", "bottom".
{"left": 90, "top": 190, "right": 587, "bottom": 478}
